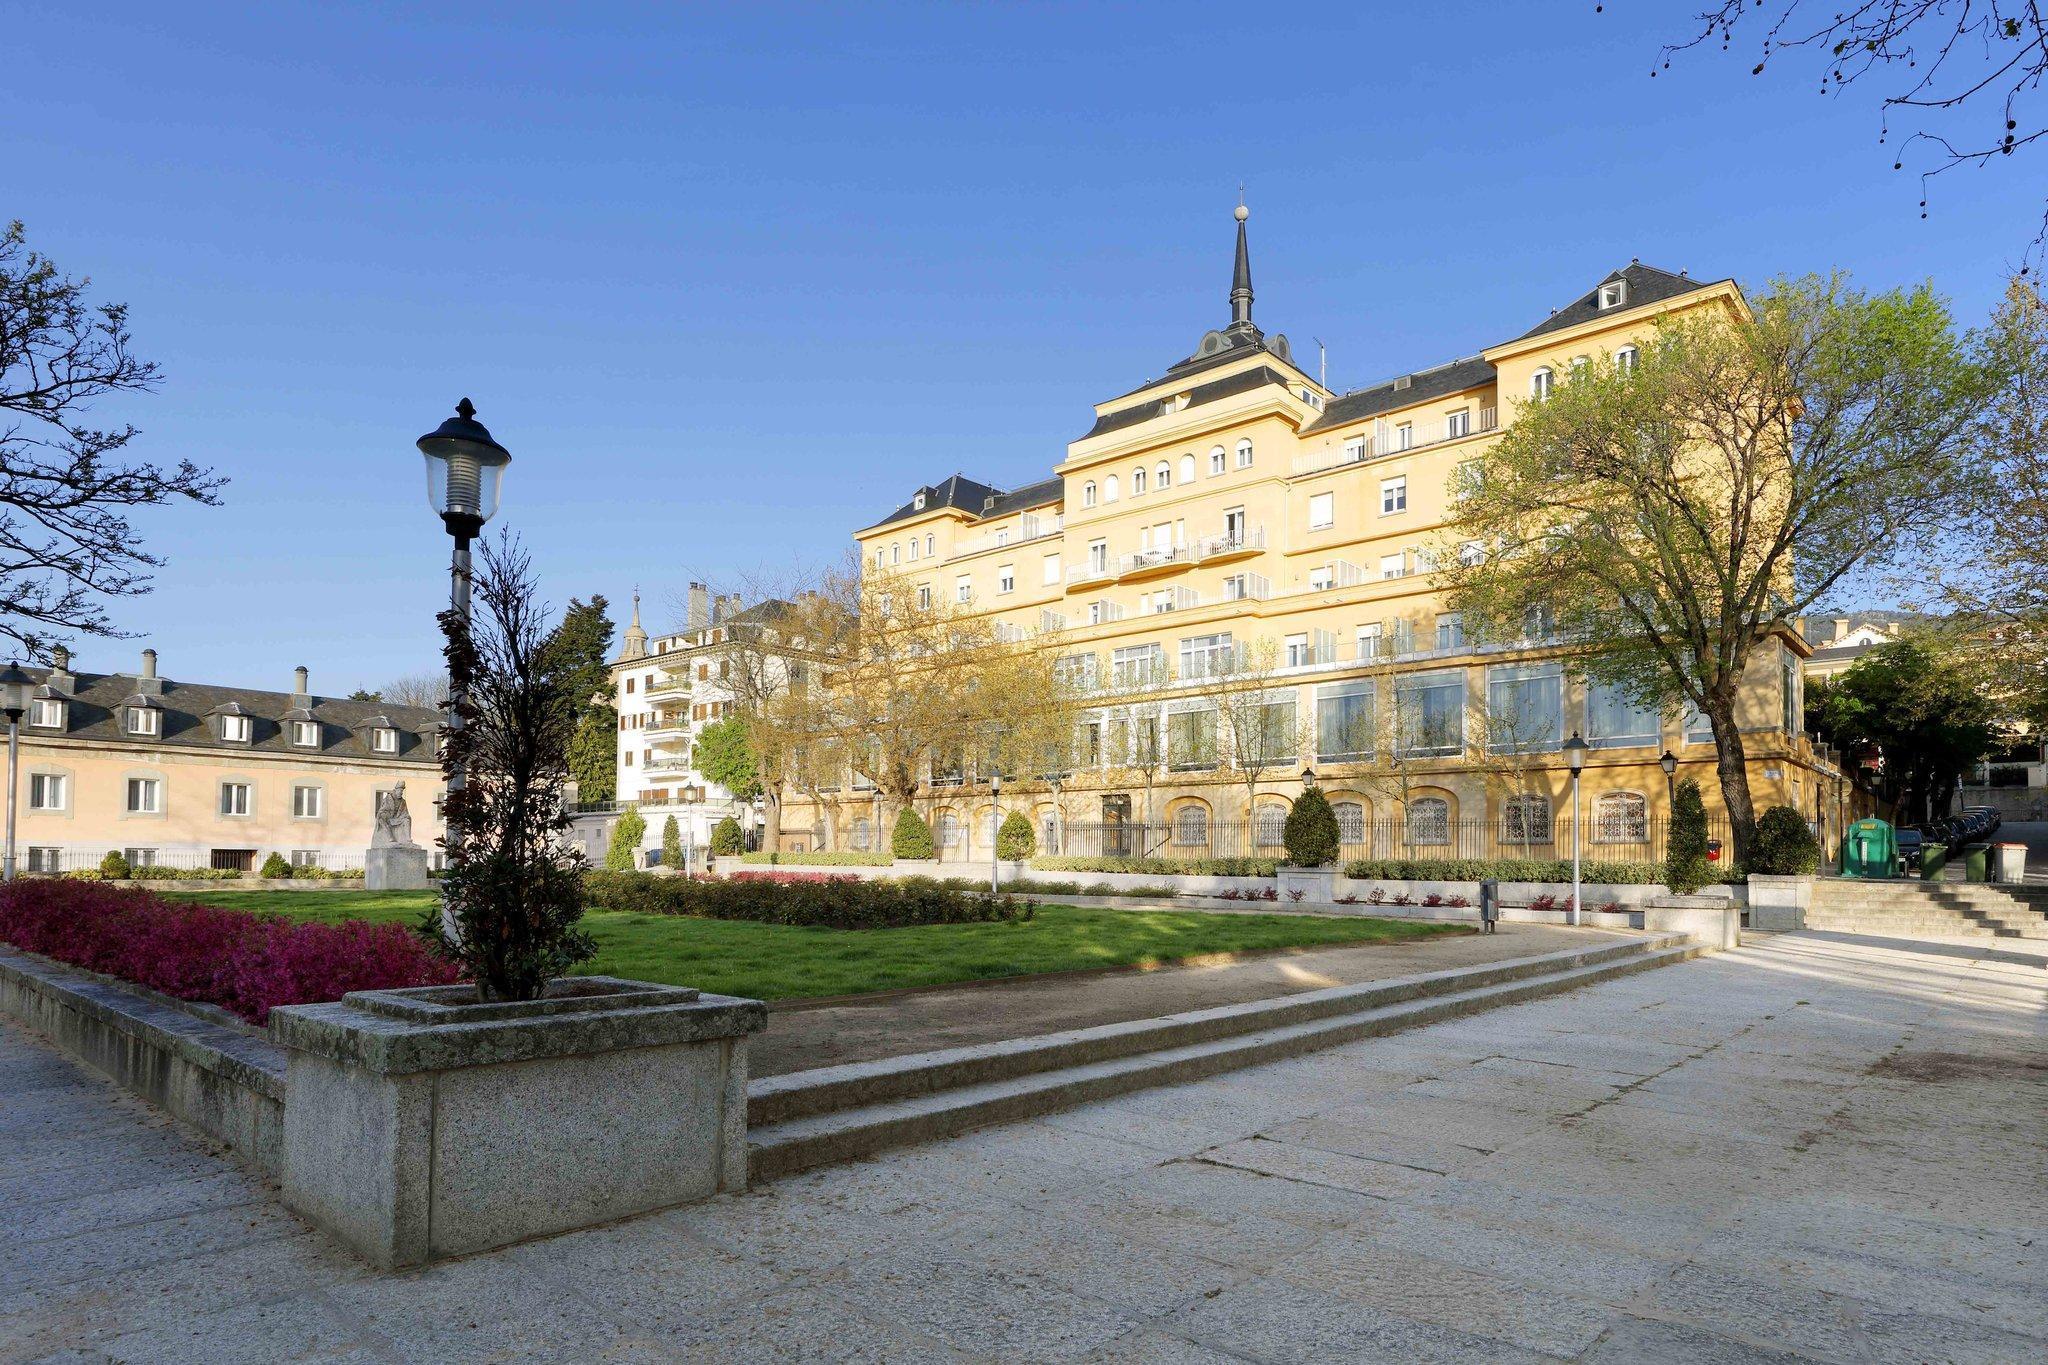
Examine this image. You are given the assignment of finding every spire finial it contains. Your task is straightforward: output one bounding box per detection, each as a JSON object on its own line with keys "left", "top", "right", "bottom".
{"left": 1229, "top": 197, "right": 1254, "bottom": 330}
{"left": 455, "top": 397, "right": 476, "bottom": 420}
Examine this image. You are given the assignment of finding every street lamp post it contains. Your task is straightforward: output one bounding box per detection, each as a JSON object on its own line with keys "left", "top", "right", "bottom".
{"left": 1658, "top": 749, "right": 1678, "bottom": 856}
{"left": 0, "top": 662, "right": 31, "bottom": 883}
{"left": 1564, "top": 731, "right": 1590, "bottom": 926}
{"left": 417, "top": 399, "right": 511, "bottom": 925}
{"left": 989, "top": 769, "right": 1002, "bottom": 893}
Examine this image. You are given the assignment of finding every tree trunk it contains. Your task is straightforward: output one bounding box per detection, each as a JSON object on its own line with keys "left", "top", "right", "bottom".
{"left": 1704, "top": 696, "right": 1757, "bottom": 867}
{"left": 822, "top": 798, "right": 840, "bottom": 851}
{"left": 763, "top": 789, "right": 783, "bottom": 854}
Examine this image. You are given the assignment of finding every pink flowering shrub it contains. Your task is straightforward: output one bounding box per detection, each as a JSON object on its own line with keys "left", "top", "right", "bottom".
{"left": 0, "top": 880, "right": 459, "bottom": 1025}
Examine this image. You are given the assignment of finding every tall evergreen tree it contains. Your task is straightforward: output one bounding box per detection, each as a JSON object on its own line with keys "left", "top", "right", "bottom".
{"left": 551, "top": 594, "right": 616, "bottom": 801}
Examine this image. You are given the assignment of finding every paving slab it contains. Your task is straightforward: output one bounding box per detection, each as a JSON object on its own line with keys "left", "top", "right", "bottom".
{"left": 751, "top": 922, "right": 1599, "bottom": 1076}
{"left": 4, "top": 927, "right": 2047, "bottom": 1362}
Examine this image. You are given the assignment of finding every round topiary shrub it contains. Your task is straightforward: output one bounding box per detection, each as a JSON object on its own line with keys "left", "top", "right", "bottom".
{"left": 1666, "top": 778, "right": 1711, "bottom": 894}
{"left": 891, "top": 808, "right": 936, "bottom": 860}
{"left": 1282, "top": 788, "right": 1341, "bottom": 867}
{"left": 1749, "top": 805, "right": 1819, "bottom": 876}
{"left": 709, "top": 816, "right": 744, "bottom": 856}
{"left": 99, "top": 850, "right": 131, "bottom": 880}
{"left": 259, "top": 852, "right": 293, "bottom": 880}
{"left": 995, "top": 810, "right": 1036, "bottom": 860}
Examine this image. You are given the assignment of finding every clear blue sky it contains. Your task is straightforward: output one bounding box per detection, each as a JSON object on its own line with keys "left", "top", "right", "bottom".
{"left": 8, "top": 1, "right": 2034, "bottom": 694}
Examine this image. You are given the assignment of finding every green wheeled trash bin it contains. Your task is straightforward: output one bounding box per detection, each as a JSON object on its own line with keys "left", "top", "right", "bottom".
{"left": 1964, "top": 844, "right": 1991, "bottom": 882}
{"left": 1841, "top": 818, "right": 1897, "bottom": 879}
{"left": 1921, "top": 842, "right": 1949, "bottom": 880}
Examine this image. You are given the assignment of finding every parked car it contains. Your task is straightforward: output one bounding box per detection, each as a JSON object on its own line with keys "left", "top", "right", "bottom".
{"left": 1894, "top": 828, "right": 1924, "bottom": 875}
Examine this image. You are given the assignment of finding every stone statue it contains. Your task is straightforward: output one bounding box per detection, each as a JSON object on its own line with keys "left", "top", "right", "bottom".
{"left": 373, "top": 782, "right": 415, "bottom": 848}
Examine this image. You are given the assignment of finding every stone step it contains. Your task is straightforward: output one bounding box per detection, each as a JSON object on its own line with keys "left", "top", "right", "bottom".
{"left": 747, "top": 938, "right": 1699, "bottom": 1182}
{"left": 1804, "top": 916, "right": 2048, "bottom": 941}
{"left": 748, "top": 936, "right": 1677, "bottom": 1129}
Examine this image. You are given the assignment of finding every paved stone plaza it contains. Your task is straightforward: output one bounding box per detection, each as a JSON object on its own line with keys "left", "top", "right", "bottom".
{"left": 2, "top": 928, "right": 2043, "bottom": 1363}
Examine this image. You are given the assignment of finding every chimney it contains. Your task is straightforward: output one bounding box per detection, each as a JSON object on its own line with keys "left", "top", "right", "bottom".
{"left": 1830, "top": 618, "right": 1849, "bottom": 641}
{"left": 135, "top": 647, "right": 162, "bottom": 694}
{"left": 47, "top": 644, "right": 73, "bottom": 695}
{"left": 1885, "top": 621, "right": 1900, "bottom": 638}
{"left": 711, "top": 594, "right": 727, "bottom": 625}
{"left": 293, "top": 665, "right": 310, "bottom": 700}
{"left": 688, "top": 582, "right": 709, "bottom": 631}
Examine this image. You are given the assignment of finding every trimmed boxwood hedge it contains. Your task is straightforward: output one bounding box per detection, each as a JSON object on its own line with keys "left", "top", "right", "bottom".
{"left": 1030, "top": 855, "right": 1281, "bottom": 877}
{"left": 1342, "top": 857, "right": 1668, "bottom": 884}
{"left": 740, "top": 851, "right": 894, "bottom": 867}
{"left": 582, "top": 870, "right": 1032, "bottom": 929}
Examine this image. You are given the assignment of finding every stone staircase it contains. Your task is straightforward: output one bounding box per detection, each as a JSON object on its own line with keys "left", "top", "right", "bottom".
{"left": 746, "top": 933, "right": 1698, "bottom": 1181}
{"left": 1806, "top": 879, "right": 2048, "bottom": 941}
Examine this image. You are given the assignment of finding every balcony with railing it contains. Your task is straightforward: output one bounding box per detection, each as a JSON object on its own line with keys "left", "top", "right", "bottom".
{"left": 1039, "top": 608, "right": 1068, "bottom": 633}
{"left": 1291, "top": 405, "right": 1498, "bottom": 478}
{"left": 1192, "top": 525, "right": 1266, "bottom": 564}
{"left": 645, "top": 712, "right": 692, "bottom": 740}
{"left": 645, "top": 670, "right": 692, "bottom": 701}
{"left": 1142, "top": 586, "right": 1201, "bottom": 615}
{"left": 948, "top": 514, "right": 1063, "bottom": 561}
{"left": 1066, "top": 560, "right": 1115, "bottom": 590}
{"left": 1081, "top": 598, "right": 1125, "bottom": 625}
{"left": 1218, "top": 571, "right": 1271, "bottom": 603}
{"left": 1116, "top": 544, "right": 1193, "bottom": 582}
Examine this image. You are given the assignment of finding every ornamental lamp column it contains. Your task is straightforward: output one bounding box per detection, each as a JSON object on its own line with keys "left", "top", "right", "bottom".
{"left": 417, "top": 399, "right": 511, "bottom": 924}
{"left": 0, "top": 661, "right": 31, "bottom": 883}
{"left": 1564, "top": 731, "right": 1590, "bottom": 926}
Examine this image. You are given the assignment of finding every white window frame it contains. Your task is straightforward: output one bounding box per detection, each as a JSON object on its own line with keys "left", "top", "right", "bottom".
{"left": 1530, "top": 367, "right": 1553, "bottom": 400}
{"left": 1598, "top": 280, "right": 1627, "bottom": 310}
{"left": 1041, "top": 553, "right": 1060, "bottom": 586}
{"left": 916, "top": 584, "right": 932, "bottom": 611}
{"left": 1615, "top": 345, "right": 1638, "bottom": 374}
{"left": 219, "top": 781, "right": 252, "bottom": 817}
{"left": 1179, "top": 453, "right": 1196, "bottom": 484}
{"left": 125, "top": 776, "right": 162, "bottom": 815}
{"left": 997, "top": 565, "right": 1015, "bottom": 595}
{"left": 1103, "top": 475, "right": 1119, "bottom": 502}
{"left": 1155, "top": 460, "right": 1171, "bottom": 489}
{"left": 1235, "top": 438, "right": 1253, "bottom": 469}
{"left": 220, "top": 714, "right": 251, "bottom": 743}
{"left": 1131, "top": 467, "right": 1147, "bottom": 495}
{"left": 1209, "top": 445, "right": 1226, "bottom": 475}
{"left": 28, "top": 697, "right": 63, "bottom": 728}
{"left": 1380, "top": 476, "right": 1407, "bottom": 515}
{"left": 126, "top": 707, "right": 160, "bottom": 737}
{"left": 1379, "top": 553, "right": 1406, "bottom": 580}
{"left": 1394, "top": 421, "right": 1413, "bottom": 451}
{"left": 371, "top": 727, "right": 399, "bottom": 754}
{"left": 28, "top": 772, "right": 66, "bottom": 811}
{"left": 1082, "top": 481, "right": 1097, "bottom": 507}
{"left": 1446, "top": 408, "right": 1470, "bottom": 438}
{"left": 292, "top": 784, "right": 325, "bottom": 820}
{"left": 1308, "top": 492, "right": 1334, "bottom": 531}
{"left": 293, "top": 720, "right": 320, "bottom": 747}
{"left": 954, "top": 575, "right": 971, "bottom": 605}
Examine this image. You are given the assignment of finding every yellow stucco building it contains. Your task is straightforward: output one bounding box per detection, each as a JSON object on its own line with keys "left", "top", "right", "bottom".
{"left": 784, "top": 209, "right": 1847, "bottom": 863}
{"left": 10, "top": 646, "right": 443, "bottom": 875}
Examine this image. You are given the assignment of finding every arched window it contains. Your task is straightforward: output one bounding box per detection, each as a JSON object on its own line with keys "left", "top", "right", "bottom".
{"left": 1235, "top": 438, "right": 1254, "bottom": 469}
{"left": 1209, "top": 445, "right": 1227, "bottom": 475}
{"left": 1172, "top": 805, "right": 1210, "bottom": 846}
{"left": 1530, "top": 368, "right": 1553, "bottom": 400}
{"left": 1615, "top": 345, "right": 1638, "bottom": 375}
{"left": 1180, "top": 453, "right": 1197, "bottom": 484}
{"left": 1570, "top": 354, "right": 1590, "bottom": 378}
{"left": 1595, "top": 792, "right": 1649, "bottom": 843}
{"left": 936, "top": 811, "right": 964, "bottom": 850}
{"left": 1501, "top": 795, "right": 1553, "bottom": 845}
{"left": 925, "top": 534, "right": 934, "bottom": 557}
{"left": 1104, "top": 475, "right": 1119, "bottom": 502}
{"left": 1407, "top": 797, "right": 1450, "bottom": 846}
{"left": 1333, "top": 801, "right": 1365, "bottom": 846}
{"left": 1083, "top": 481, "right": 1097, "bottom": 508}
{"left": 1155, "top": 461, "right": 1172, "bottom": 490}
{"left": 907, "top": 539, "right": 919, "bottom": 561}
{"left": 1132, "top": 467, "right": 1147, "bottom": 495}
{"left": 891, "top": 543, "right": 901, "bottom": 565}
{"left": 849, "top": 817, "right": 873, "bottom": 851}
{"left": 1254, "top": 803, "right": 1287, "bottom": 847}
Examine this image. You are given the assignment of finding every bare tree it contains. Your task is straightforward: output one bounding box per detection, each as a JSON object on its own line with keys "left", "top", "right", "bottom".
{"left": 0, "top": 221, "right": 223, "bottom": 656}
{"left": 372, "top": 672, "right": 447, "bottom": 711}
{"left": 1648, "top": 3, "right": 2048, "bottom": 266}
{"left": 1209, "top": 638, "right": 1310, "bottom": 846}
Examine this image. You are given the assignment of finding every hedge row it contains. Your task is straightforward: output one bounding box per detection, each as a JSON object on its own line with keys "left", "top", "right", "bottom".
{"left": 1341, "top": 857, "right": 1669, "bottom": 884}
{"left": 582, "top": 870, "right": 1032, "bottom": 930}
{"left": 1030, "top": 855, "right": 1282, "bottom": 877}
{"left": 739, "top": 851, "right": 894, "bottom": 867}
{"left": 51, "top": 865, "right": 368, "bottom": 883}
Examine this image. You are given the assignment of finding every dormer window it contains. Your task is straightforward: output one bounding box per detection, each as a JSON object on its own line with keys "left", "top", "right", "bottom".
{"left": 27, "top": 697, "right": 63, "bottom": 729}
{"left": 292, "top": 720, "right": 321, "bottom": 748}
{"left": 371, "top": 727, "right": 399, "bottom": 754}
{"left": 220, "top": 714, "right": 251, "bottom": 743}
{"left": 125, "top": 706, "right": 159, "bottom": 737}
{"left": 1598, "top": 280, "right": 1627, "bottom": 310}
{"left": 913, "top": 491, "right": 927, "bottom": 511}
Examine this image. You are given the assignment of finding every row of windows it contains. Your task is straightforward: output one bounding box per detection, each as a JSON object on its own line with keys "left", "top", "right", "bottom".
{"left": 26, "top": 697, "right": 401, "bottom": 753}
{"left": 1079, "top": 440, "right": 1253, "bottom": 510}
{"left": 1155, "top": 792, "right": 1650, "bottom": 847}
{"left": 27, "top": 772, "right": 332, "bottom": 819}
{"left": 1529, "top": 346, "right": 1637, "bottom": 400}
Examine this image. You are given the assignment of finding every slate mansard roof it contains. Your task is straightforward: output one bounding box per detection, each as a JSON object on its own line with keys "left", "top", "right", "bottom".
{"left": 23, "top": 666, "right": 442, "bottom": 763}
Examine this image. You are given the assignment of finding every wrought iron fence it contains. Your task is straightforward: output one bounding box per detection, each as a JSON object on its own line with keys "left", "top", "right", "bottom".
{"left": 13, "top": 847, "right": 368, "bottom": 875}
{"left": 1026, "top": 816, "right": 1724, "bottom": 866}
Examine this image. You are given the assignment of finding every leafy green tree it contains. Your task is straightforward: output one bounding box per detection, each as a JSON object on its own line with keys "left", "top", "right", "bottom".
{"left": 605, "top": 805, "right": 646, "bottom": 872}
{"left": 891, "top": 808, "right": 936, "bottom": 859}
{"left": 347, "top": 688, "right": 381, "bottom": 702}
{"left": 1749, "top": 806, "right": 1820, "bottom": 876}
{"left": 1806, "top": 640, "right": 1998, "bottom": 825}
{"left": 1667, "top": 778, "right": 1711, "bottom": 894}
{"left": 551, "top": 595, "right": 615, "bottom": 801}
{"left": 1441, "top": 275, "right": 1992, "bottom": 865}
{"left": 661, "top": 813, "right": 684, "bottom": 869}
{"left": 709, "top": 816, "right": 743, "bottom": 856}
{"left": 696, "top": 717, "right": 760, "bottom": 800}
{"left": 1282, "top": 788, "right": 1341, "bottom": 867}
{"left": 995, "top": 810, "right": 1036, "bottom": 860}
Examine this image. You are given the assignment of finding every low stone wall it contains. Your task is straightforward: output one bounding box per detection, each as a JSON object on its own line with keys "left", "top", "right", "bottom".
{"left": 0, "top": 947, "right": 285, "bottom": 1173}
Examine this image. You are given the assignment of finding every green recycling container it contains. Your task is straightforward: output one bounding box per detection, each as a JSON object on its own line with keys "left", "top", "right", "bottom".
{"left": 1840, "top": 818, "right": 1897, "bottom": 879}
{"left": 1964, "top": 844, "right": 1990, "bottom": 882}
{"left": 1921, "top": 843, "right": 1949, "bottom": 880}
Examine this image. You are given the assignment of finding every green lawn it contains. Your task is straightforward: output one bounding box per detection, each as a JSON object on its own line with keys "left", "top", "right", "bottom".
{"left": 163, "top": 889, "right": 1469, "bottom": 1001}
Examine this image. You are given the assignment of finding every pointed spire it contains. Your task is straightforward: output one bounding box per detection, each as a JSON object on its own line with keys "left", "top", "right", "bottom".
{"left": 1229, "top": 198, "right": 1253, "bottom": 331}
{"left": 621, "top": 586, "right": 649, "bottom": 660}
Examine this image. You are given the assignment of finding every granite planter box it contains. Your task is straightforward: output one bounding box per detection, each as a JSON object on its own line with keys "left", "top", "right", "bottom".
{"left": 1747, "top": 874, "right": 1812, "bottom": 931}
{"left": 269, "top": 976, "right": 765, "bottom": 1269}
{"left": 1276, "top": 865, "right": 1337, "bottom": 903}
{"left": 1635, "top": 893, "right": 1742, "bottom": 950}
